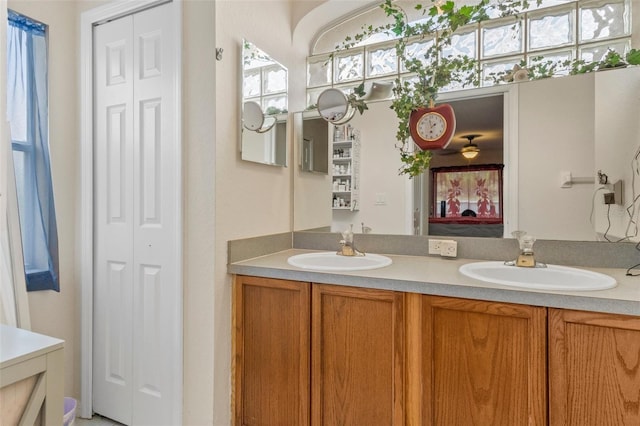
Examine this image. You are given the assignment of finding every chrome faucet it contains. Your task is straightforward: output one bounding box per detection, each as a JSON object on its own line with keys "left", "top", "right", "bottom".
{"left": 337, "top": 224, "right": 365, "bottom": 256}
{"left": 361, "top": 222, "right": 372, "bottom": 234}
{"left": 505, "top": 230, "right": 546, "bottom": 268}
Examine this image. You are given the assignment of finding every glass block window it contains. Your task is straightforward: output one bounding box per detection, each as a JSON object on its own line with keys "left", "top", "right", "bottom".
{"left": 306, "top": 0, "right": 632, "bottom": 108}
{"left": 243, "top": 40, "right": 288, "bottom": 112}
{"left": 367, "top": 44, "right": 398, "bottom": 77}
{"left": 482, "top": 57, "right": 524, "bottom": 85}
{"left": 263, "top": 95, "right": 287, "bottom": 113}
{"left": 580, "top": 0, "right": 628, "bottom": 42}
{"left": 243, "top": 69, "right": 261, "bottom": 98}
{"left": 482, "top": 20, "right": 523, "bottom": 58}
{"left": 307, "top": 55, "right": 332, "bottom": 87}
{"left": 403, "top": 39, "right": 435, "bottom": 71}
{"left": 334, "top": 51, "right": 364, "bottom": 82}
{"left": 400, "top": 74, "right": 420, "bottom": 92}
{"left": 263, "top": 65, "right": 287, "bottom": 94}
{"left": 579, "top": 39, "right": 630, "bottom": 61}
{"left": 442, "top": 68, "right": 477, "bottom": 92}
{"left": 306, "top": 87, "right": 325, "bottom": 108}
{"left": 443, "top": 30, "right": 477, "bottom": 59}
{"left": 530, "top": 49, "right": 574, "bottom": 75}
{"left": 529, "top": 8, "right": 574, "bottom": 49}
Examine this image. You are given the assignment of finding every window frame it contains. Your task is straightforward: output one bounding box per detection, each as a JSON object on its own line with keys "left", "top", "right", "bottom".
{"left": 7, "top": 9, "right": 58, "bottom": 291}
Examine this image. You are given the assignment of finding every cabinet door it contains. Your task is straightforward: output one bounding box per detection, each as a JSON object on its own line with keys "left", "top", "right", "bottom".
{"left": 549, "top": 308, "right": 640, "bottom": 426}
{"left": 233, "top": 276, "right": 310, "bottom": 426}
{"left": 312, "top": 284, "right": 404, "bottom": 425}
{"left": 414, "top": 296, "right": 546, "bottom": 426}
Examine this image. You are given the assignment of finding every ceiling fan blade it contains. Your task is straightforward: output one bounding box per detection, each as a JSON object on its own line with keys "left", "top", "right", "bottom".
{"left": 436, "top": 149, "right": 460, "bottom": 155}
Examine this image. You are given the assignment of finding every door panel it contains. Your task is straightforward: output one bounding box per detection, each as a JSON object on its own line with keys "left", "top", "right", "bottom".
{"left": 131, "top": 5, "right": 177, "bottom": 424}
{"left": 93, "top": 3, "right": 178, "bottom": 425}
{"left": 233, "top": 276, "right": 311, "bottom": 426}
{"left": 94, "top": 14, "right": 134, "bottom": 424}
{"left": 549, "top": 309, "right": 640, "bottom": 425}
{"left": 311, "top": 284, "right": 404, "bottom": 426}
{"left": 420, "top": 296, "right": 547, "bottom": 426}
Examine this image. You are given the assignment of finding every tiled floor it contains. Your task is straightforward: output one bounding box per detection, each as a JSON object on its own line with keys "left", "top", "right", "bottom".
{"left": 75, "top": 414, "right": 125, "bottom": 426}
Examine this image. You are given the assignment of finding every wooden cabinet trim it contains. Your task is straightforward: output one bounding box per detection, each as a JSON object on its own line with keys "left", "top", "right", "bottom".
{"left": 549, "top": 308, "right": 640, "bottom": 426}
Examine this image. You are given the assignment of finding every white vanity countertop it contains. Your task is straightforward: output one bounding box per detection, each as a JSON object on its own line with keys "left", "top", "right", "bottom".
{"left": 1, "top": 324, "right": 64, "bottom": 368}
{"left": 229, "top": 249, "right": 640, "bottom": 316}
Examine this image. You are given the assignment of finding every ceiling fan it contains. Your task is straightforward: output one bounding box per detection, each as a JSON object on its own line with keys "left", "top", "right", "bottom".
{"left": 460, "top": 134, "right": 481, "bottom": 159}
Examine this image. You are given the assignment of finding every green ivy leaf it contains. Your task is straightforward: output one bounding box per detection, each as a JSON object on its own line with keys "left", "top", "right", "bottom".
{"left": 626, "top": 49, "right": 640, "bottom": 65}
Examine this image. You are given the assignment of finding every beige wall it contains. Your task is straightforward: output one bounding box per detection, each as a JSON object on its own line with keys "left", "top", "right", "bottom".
{"left": 182, "top": 1, "right": 217, "bottom": 424}
{"left": 213, "top": 1, "right": 306, "bottom": 423}
{"left": 333, "top": 101, "right": 411, "bottom": 235}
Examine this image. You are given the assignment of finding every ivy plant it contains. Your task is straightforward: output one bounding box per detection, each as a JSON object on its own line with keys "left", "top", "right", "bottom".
{"left": 334, "top": 0, "right": 545, "bottom": 176}
{"left": 489, "top": 48, "right": 640, "bottom": 83}
{"left": 335, "top": 0, "right": 637, "bottom": 177}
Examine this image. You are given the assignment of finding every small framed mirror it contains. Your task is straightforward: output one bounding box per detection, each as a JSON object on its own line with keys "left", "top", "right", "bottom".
{"left": 316, "top": 88, "right": 354, "bottom": 124}
{"left": 241, "top": 40, "right": 288, "bottom": 166}
{"left": 243, "top": 101, "right": 276, "bottom": 133}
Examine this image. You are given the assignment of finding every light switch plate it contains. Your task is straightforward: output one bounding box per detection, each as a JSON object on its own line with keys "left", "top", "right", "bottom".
{"left": 375, "top": 192, "right": 387, "bottom": 206}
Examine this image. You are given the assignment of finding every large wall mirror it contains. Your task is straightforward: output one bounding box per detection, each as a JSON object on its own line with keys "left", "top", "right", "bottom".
{"left": 240, "top": 39, "right": 288, "bottom": 166}
{"left": 293, "top": 67, "right": 640, "bottom": 242}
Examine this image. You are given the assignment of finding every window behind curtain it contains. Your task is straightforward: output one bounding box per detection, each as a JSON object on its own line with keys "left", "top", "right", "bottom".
{"left": 6, "top": 10, "right": 59, "bottom": 292}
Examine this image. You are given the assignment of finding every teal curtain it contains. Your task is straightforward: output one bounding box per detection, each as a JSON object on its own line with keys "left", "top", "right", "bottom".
{"left": 6, "top": 10, "right": 59, "bottom": 292}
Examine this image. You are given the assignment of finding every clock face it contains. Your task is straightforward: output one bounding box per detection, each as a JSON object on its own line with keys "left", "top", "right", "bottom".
{"left": 416, "top": 112, "right": 447, "bottom": 141}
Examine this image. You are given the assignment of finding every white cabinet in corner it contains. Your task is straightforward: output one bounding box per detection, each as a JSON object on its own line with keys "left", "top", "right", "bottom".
{"left": 0, "top": 325, "right": 64, "bottom": 425}
{"left": 331, "top": 125, "right": 360, "bottom": 211}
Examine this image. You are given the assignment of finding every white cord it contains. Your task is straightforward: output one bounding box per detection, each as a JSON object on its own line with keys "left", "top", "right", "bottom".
{"left": 590, "top": 186, "right": 608, "bottom": 227}
{"left": 621, "top": 144, "right": 640, "bottom": 241}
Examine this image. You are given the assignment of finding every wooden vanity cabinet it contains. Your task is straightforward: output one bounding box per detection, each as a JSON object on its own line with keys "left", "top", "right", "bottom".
{"left": 311, "top": 284, "right": 404, "bottom": 426}
{"left": 406, "top": 295, "right": 547, "bottom": 426}
{"left": 233, "top": 276, "right": 404, "bottom": 426}
{"left": 233, "top": 275, "right": 310, "bottom": 426}
{"left": 548, "top": 308, "right": 640, "bottom": 426}
{"left": 234, "top": 275, "right": 639, "bottom": 426}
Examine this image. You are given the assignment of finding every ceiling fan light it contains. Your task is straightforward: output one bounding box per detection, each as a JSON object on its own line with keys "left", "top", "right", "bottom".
{"left": 461, "top": 145, "right": 479, "bottom": 159}
{"left": 459, "top": 134, "right": 481, "bottom": 159}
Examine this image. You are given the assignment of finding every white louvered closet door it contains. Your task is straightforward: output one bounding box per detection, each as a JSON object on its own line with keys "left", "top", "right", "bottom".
{"left": 93, "top": 3, "right": 179, "bottom": 425}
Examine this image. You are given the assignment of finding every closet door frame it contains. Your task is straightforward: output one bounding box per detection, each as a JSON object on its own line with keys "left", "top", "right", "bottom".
{"left": 79, "top": 0, "right": 183, "bottom": 420}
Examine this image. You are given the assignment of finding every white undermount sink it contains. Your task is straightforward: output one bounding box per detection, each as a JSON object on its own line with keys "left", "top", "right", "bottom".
{"left": 459, "top": 261, "right": 617, "bottom": 291}
{"left": 287, "top": 251, "right": 393, "bottom": 272}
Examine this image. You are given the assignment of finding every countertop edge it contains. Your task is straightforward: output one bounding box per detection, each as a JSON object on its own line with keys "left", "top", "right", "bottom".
{"left": 229, "top": 250, "right": 640, "bottom": 316}
{"left": 1, "top": 325, "right": 65, "bottom": 368}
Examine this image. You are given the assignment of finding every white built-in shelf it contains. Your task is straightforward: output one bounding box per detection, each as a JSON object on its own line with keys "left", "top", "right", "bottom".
{"left": 331, "top": 126, "right": 360, "bottom": 211}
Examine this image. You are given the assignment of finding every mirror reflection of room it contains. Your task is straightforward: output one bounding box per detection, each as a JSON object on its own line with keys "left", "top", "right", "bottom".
{"left": 298, "top": 112, "right": 329, "bottom": 174}
{"left": 240, "top": 39, "right": 288, "bottom": 166}
{"left": 295, "top": 0, "right": 639, "bottom": 242}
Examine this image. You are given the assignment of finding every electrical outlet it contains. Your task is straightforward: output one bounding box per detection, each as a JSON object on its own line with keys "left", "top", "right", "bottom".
{"left": 604, "top": 192, "right": 615, "bottom": 204}
{"left": 428, "top": 239, "right": 446, "bottom": 255}
{"left": 440, "top": 240, "right": 458, "bottom": 258}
